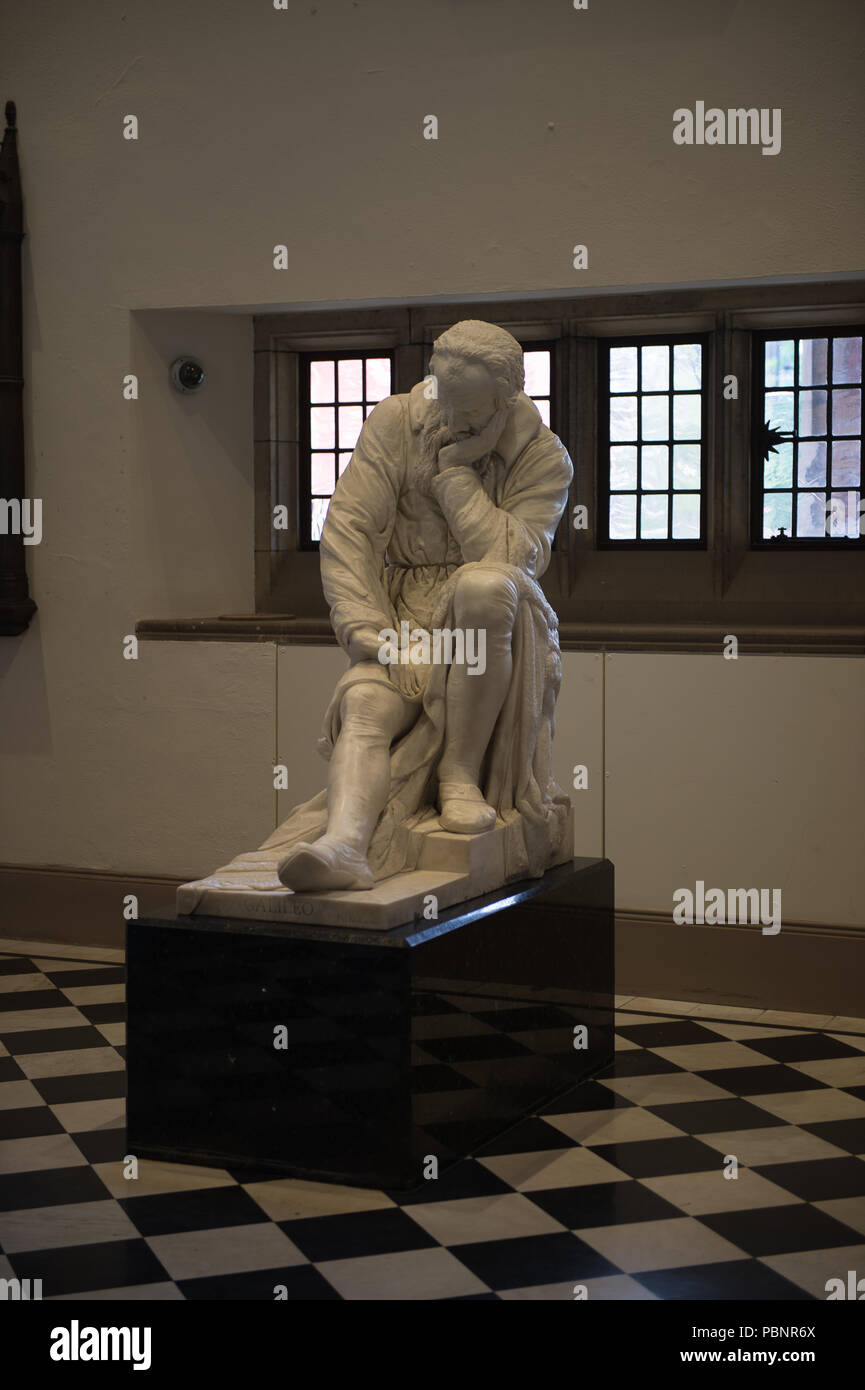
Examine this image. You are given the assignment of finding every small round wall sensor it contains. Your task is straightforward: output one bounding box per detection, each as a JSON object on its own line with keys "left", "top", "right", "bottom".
{"left": 170, "top": 358, "right": 206, "bottom": 393}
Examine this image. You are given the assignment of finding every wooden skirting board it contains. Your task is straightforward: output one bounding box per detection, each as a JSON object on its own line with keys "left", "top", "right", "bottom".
{"left": 1, "top": 864, "right": 862, "bottom": 1017}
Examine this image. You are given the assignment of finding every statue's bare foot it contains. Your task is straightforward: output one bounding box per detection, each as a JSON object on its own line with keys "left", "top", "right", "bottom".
{"left": 277, "top": 836, "right": 375, "bottom": 892}
{"left": 438, "top": 781, "right": 496, "bottom": 835}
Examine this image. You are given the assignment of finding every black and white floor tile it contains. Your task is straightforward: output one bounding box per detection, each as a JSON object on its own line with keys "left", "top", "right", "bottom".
{"left": 1, "top": 942, "right": 864, "bottom": 1301}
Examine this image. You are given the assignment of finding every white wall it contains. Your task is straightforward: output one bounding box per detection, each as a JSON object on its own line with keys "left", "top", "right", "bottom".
{"left": 0, "top": 1, "right": 862, "bottom": 930}
{"left": 276, "top": 644, "right": 348, "bottom": 819}
{"left": 0, "top": 300, "right": 259, "bottom": 881}
{"left": 4, "top": 0, "right": 861, "bottom": 311}
{"left": 605, "top": 654, "right": 865, "bottom": 925}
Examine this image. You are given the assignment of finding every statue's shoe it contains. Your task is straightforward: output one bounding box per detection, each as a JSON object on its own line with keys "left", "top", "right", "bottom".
{"left": 277, "top": 838, "right": 375, "bottom": 892}
{"left": 438, "top": 781, "right": 497, "bottom": 835}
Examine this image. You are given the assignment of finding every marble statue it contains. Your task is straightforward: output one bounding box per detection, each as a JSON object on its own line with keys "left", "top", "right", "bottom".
{"left": 178, "top": 320, "right": 575, "bottom": 927}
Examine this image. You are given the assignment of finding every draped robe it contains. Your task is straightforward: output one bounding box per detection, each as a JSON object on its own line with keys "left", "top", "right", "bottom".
{"left": 192, "top": 382, "right": 574, "bottom": 900}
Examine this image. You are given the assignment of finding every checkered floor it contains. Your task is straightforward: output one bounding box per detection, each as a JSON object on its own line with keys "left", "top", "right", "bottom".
{"left": 1, "top": 941, "right": 864, "bottom": 1301}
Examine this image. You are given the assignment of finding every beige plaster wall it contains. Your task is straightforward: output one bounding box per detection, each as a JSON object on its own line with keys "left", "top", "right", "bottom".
{"left": 3, "top": 0, "right": 862, "bottom": 314}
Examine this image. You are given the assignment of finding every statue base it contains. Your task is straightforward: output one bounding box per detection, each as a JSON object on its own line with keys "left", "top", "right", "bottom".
{"left": 127, "top": 856, "right": 614, "bottom": 1190}
{"left": 176, "top": 807, "right": 575, "bottom": 930}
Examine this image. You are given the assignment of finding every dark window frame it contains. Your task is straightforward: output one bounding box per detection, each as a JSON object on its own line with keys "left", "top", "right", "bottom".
{"left": 597, "top": 332, "right": 710, "bottom": 550}
{"left": 750, "top": 325, "right": 864, "bottom": 550}
{"left": 245, "top": 282, "right": 865, "bottom": 654}
{"left": 521, "top": 338, "right": 558, "bottom": 431}
{"left": 298, "top": 347, "right": 396, "bottom": 549}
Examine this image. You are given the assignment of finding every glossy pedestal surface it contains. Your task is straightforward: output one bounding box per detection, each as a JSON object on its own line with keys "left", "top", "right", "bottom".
{"left": 126, "top": 856, "right": 614, "bottom": 1190}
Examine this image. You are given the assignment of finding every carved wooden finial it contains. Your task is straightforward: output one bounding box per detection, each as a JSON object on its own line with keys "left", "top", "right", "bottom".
{"left": 5, "top": 101, "right": 16, "bottom": 129}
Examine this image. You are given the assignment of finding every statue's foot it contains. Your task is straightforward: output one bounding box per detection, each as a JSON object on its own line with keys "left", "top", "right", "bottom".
{"left": 277, "top": 836, "right": 375, "bottom": 892}
{"left": 438, "top": 781, "right": 496, "bottom": 835}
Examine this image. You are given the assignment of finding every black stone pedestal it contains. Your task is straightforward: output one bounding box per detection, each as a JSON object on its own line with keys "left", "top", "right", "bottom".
{"left": 126, "top": 856, "right": 614, "bottom": 1190}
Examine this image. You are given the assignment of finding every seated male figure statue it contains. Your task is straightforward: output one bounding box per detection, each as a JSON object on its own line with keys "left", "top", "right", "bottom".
{"left": 275, "top": 320, "right": 574, "bottom": 893}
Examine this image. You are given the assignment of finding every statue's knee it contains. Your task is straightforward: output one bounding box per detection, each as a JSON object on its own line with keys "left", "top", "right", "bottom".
{"left": 339, "top": 682, "right": 393, "bottom": 735}
{"left": 454, "top": 568, "right": 519, "bottom": 628}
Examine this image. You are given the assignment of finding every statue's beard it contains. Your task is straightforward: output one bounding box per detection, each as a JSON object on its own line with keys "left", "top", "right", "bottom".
{"left": 414, "top": 402, "right": 492, "bottom": 496}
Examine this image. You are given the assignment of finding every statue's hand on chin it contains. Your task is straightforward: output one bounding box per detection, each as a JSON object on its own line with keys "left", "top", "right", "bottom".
{"left": 437, "top": 407, "right": 510, "bottom": 473}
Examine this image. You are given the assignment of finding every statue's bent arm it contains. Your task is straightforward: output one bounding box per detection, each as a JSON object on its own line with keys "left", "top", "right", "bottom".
{"left": 319, "top": 395, "right": 403, "bottom": 654}
{"left": 431, "top": 435, "right": 573, "bottom": 577}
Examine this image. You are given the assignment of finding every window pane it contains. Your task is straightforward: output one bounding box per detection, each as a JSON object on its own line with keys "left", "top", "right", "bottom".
{"left": 674, "top": 343, "right": 702, "bottom": 390}
{"left": 310, "top": 360, "right": 334, "bottom": 403}
{"left": 338, "top": 404, "right": 364, "bottom": 448}
{"left": 605, "top": 339, "right": 704, "bottom": 543}
{"left": 365, "top": 358, "right": 391, "bottom": 401}
{"left": 303, "top": 351, "right": 393, "bottom": 543}
{"left": 764, "top": 441, "right": 793, "bottom": 489}
{"left": 641, "top": 445, "right": 668, "bottom": 489}
{"left": 310, "top": 497, "right": 330, "bottom": 542}
{"left": 756, "top": 329, "right": 864, "bottom": 544}
{"left": 832, "top": 388, "right": 861, "bottom": 436}
{"left": 609, "top": 346, "right": 637, "bottom": 392}
{"left": 642, "top": 395, "right": 668, "bottom": 440}
{"left": 796, "top": 491, "right": 826, "bottom": 538}
{"left": 311, "top": 454, "right": 335, "bottom": 494}
{"left": 310, "top": 406, "right": 334, "bottom": 448}
{"left": 534, "top": 398, "right": 551, "bottom": 426}
{"left": 763, "top": 491, "right": 792, "bottom": 538}
{"left": 337, "top": 359, "right": 363, "bottom": 400}
{"left": 640, "top": 493, "right": 668, "bottom": 539}
{"left": 827, "top": 490, "right": 861, "bottom": 538}
{"left": 609, "top": 493, "right": 637, "bottom": 539}
{"left": 672, "top": 493, "right": 700, "bottom": 539}
{"left": 610, "top": 396, "right": 638, "bottom": 440}
{"left": 524, "top": 349, "right": 550, "bottom": 397}
{"left": 673, "top": 394, "right": 701, "bottom": 439}
{"left": 831, "top": 440, "right": 861, "bottom": 487}
{"left": 798, "top": 338, "right": 828, "bottom": 386}
{"left": 641, "top": 344, "right": 669, "bottom": 391}
{"left": 610, "top": 446, "right": 637, "bottom": 490}
{"left": 798, "top": 390, "right": 827, "bottom": 436}
{"left": 673, "top": 444, "right": 701, "bottom": 489}
{"left": 765, "top": 339, "right": 794, "bottom": 388}
{"left": 797, "top": 440, "right": 827, "bottom": 487}
{"left": 832, "top": 337, "right": 862, "bottom": 385}
{"left": 765, "top": 391, "right": 795, "bottom": 433}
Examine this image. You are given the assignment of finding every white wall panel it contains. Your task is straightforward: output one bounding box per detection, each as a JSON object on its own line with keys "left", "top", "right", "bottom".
{"left": 605, "top": 654, "right": 865, "bottom": 925}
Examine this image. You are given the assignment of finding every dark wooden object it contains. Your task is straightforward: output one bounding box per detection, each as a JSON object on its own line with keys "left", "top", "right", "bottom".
{"left": 0, "top": 101, "right": 36, "bottom": 636}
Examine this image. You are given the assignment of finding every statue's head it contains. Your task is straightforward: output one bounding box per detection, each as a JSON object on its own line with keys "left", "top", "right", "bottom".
{"left": 429, "top": 320, "right": 524, "bottom": 440}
